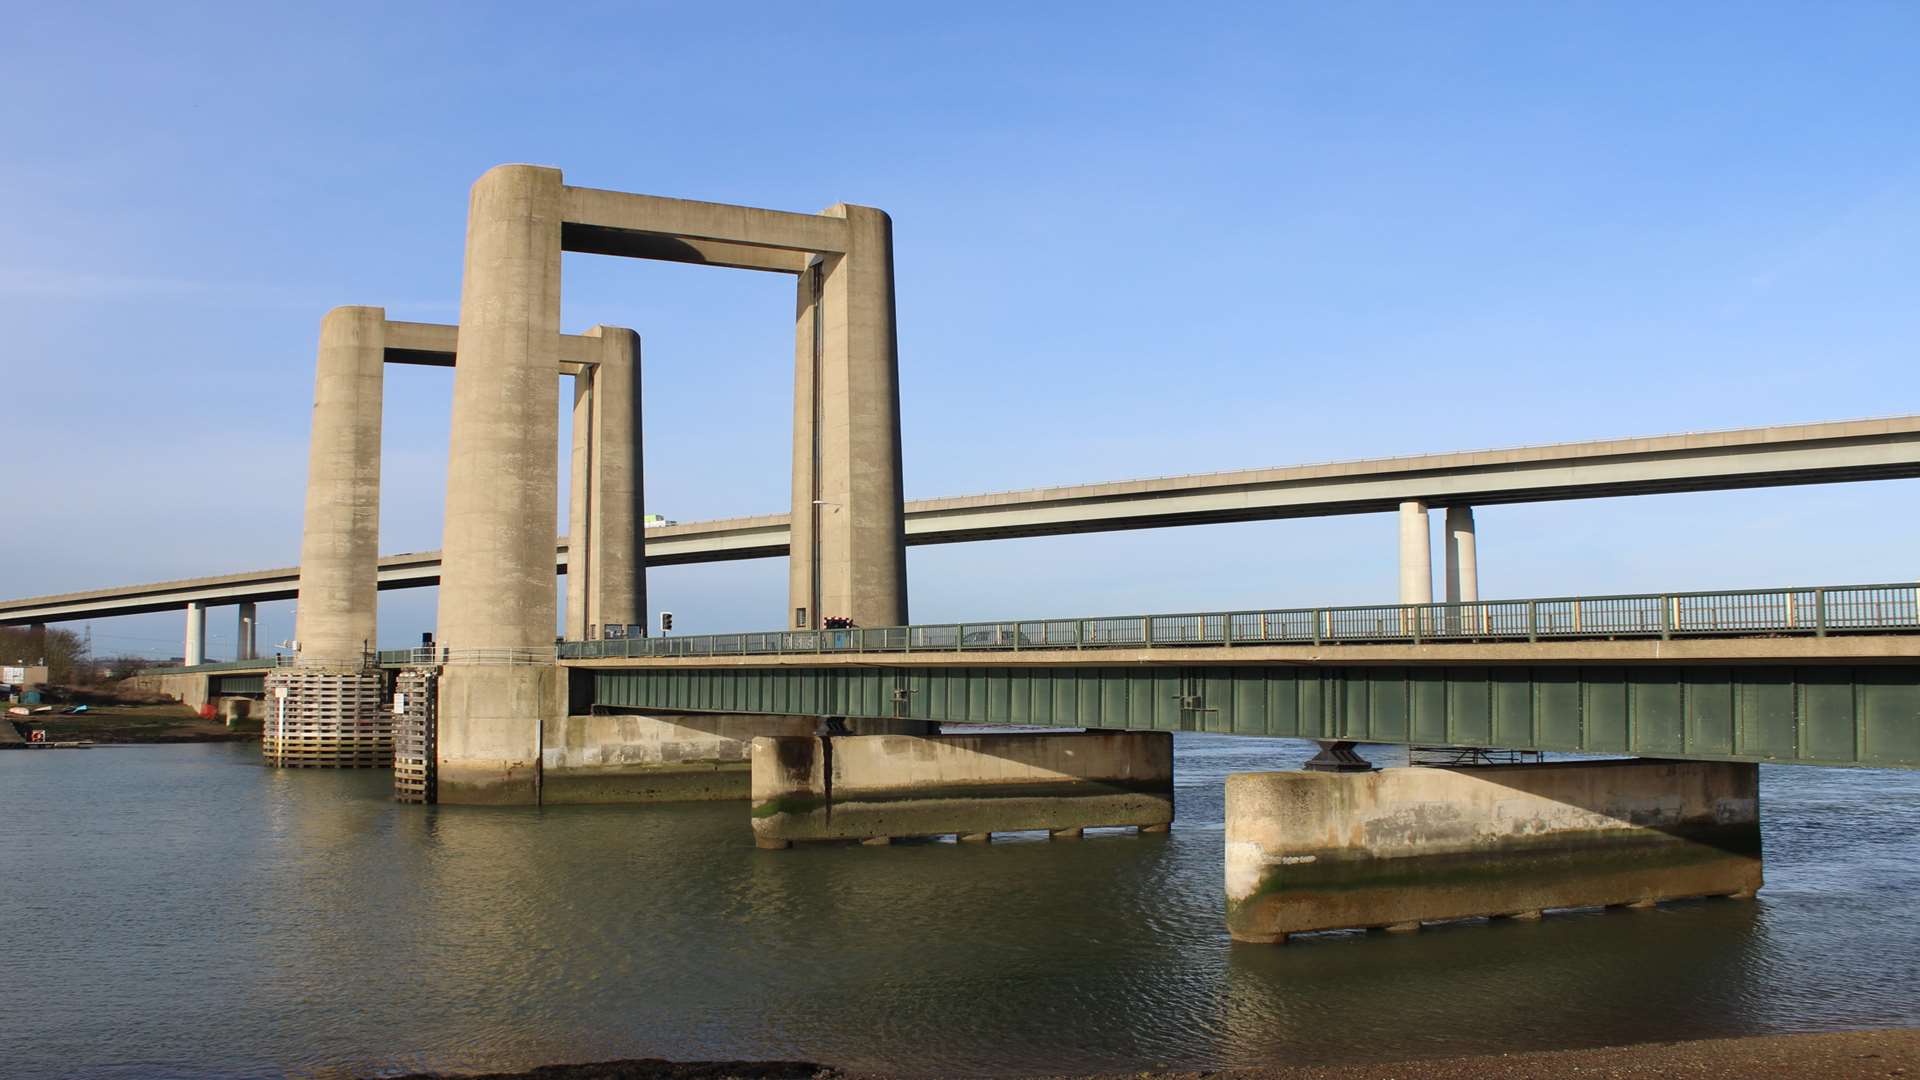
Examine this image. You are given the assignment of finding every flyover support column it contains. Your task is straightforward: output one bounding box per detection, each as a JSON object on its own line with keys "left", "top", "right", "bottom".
{"left": 236, "top": 603, "right": 256, "bottom": 661}
{"left": 585, "top": 326, "right": 645, "bottom": 635}
{"left": 1398, "top": 501, "right": 1432, "bottom": 605}
{"left": 1444, "top": 506, "right": 1478, "bottom": 604}
{"left": 185, "top": 602, "right": 205, "bottom": 666}
{"left": 437, "top": 163, "right": 565, "bottom": 805}
{"left": 789, "top": 205, "right": 908, "bottom": 630}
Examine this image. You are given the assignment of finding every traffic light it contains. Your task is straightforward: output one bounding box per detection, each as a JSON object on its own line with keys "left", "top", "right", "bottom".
{"left": 659, "top": 611, "right": 674, "bottom": 634}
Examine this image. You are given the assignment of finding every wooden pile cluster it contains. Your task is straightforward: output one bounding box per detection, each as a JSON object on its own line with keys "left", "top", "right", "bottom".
{"left": 262, "top": 669, "right": 391, "bottom": 768}
{"left": 392, "top": 669, "right": 437, "bottom": 803}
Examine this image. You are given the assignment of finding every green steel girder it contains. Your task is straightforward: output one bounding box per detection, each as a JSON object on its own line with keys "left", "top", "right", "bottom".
{"left": 588, "top": 663, "right": 1920, "bottom": 769}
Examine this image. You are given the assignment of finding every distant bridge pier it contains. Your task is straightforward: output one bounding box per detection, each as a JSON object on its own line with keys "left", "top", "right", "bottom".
{"left": 184, "top": 602, "right": 205, "bottom": 667}
{"left": 236, "top": 602, "right": 257, "bottom": 661}
{"left": 1397, "top": 500, "right": 1432, "bottom": 604}
{"left": 1444, "top": 505, "right": 1478, "bottom": 604}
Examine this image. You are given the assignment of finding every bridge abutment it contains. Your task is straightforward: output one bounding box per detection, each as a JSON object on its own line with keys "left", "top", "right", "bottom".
{"left": 750, "top": 730, "right": 1174, "bottom": 845}
{"left": 1224, "top": 759, "right": 1762, "bottom": 943}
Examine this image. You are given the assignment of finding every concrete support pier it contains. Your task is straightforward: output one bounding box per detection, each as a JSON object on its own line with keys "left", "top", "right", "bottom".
{"left": 437, "top": 164, "right": 565, "bottom": 804}
{"left": 545, "top": 713, "right": 843, "bottom": 803}
{"left": 1444, "top": 505, "right": 1478, "bottom": 604}
{"left": 788, "top": 204, "right": 909, "bottom": 630}
{"left": 1397, "top": 500, "right": 1432, "bottom": 605}
{"left": 751, "top": 730, "right": 1173, "bottom": 846}
{"left": 236, "top": 602, "right": 257, "bottom": 661}
{"left": 1224, "top": 760, "right": 1762, "bottom": 943}
{"left": 184, "top": 602, "right": 205, "bottom": 667}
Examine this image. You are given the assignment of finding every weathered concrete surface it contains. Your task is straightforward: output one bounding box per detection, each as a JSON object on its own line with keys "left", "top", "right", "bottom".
{"left": 440, "top": 164, "right": 563, "bottom": 654}
{"left": 788, "top": 204, "right": 908, "bottom": 630}
{"left": 435, "top": 164, "right": 564, "bottom": 805}
{"left": 294, "top": 306, "right": 385, "bottom": 667}
{"left": 435, "top": 664, "right": 561, "bottom": 805}
{"left": 126, "top": 670, "right": 212, "bottom": 709}
{"left": 583, "top": 326, "right": 644, "bottom": 635}
{"left": 1225, "top": 760, "right": 1762, "bottom": 943}
{"left": 542, "top": 713, "right": 815, "bottom": 803}
{"left": 1397, "top": 500, "right": 1430, "bottom": 605}
{"left": 751, "top": 731, "right": 1173, "bottom": 844}
{"left": 184, "top": 601, "right": 205, "bottom": 667}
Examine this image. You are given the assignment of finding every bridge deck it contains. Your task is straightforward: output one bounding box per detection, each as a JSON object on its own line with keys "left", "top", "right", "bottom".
{"left": 9, "top": 414, "right": 1920, "bottom": 624}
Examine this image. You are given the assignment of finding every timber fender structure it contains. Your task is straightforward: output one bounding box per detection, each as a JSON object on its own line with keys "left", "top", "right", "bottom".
{"left": 263, "top": 668, "right": 391, "bottom": 768}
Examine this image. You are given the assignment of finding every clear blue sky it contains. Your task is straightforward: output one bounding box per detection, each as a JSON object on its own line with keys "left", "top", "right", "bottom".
{"left": 3, "top": 2, "right": 1918, "bottom": 658}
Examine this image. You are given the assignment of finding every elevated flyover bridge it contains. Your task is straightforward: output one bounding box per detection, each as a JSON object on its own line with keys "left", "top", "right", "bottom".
{"left": 556, "top": 582, "right": 1920, "bottom": 771}
{"left": 6, "top": 415, "right": 1920, "bottom": 628}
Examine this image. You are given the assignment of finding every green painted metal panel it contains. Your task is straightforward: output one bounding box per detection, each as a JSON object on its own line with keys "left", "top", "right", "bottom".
{"left": 1447, "top": 670, "right": 1491, "bottom": 746}
{"left": 1300, "top": 673, "right": 1327, "bottom": 741}
{"left": 1493, "top": 670, "right": 1532, "bottom": 748}
{"left": 1368, "top": 669, "right": 1409, "bottom": 743}
{"left": 1801, "top": 669, "right": 1858, "bottom": 762}
{"left": 1584, "top": 669, "right": 1629, "bottom": 752}
{"left": 1152, "top": 671, "right": 1182, "bottom": 731}
{"left": 1126, "top": 672, "right": 1153, "bottom": 729}
{"left": 1738, "top": 670, "right": 1796, "bottom": 760}
{"left": 582, "top": 660, "right": 1920, "bottom": 768}
{"left": 212, "top": 673, "right": 265, "bottom": 695}
{"left": 1338, "top": 674, "right": 1368, "bottom": 740}
{"left": 1265, "top": 670, "right": 1302, "bottom": 737}
{"left": 1051, "top": 672, "right": 1075, "bottom": 727}
{"left": 1685, "top": 667, "right": 1735, "bottom": 757}
{"left": 1534, "top": 669, "right": 1582, "bottom": 750}
{"left": 1410, "top": 670, "right": 1446, "bottom": 743}
{"left": 1082, "top": 671, "right": 1107, "bottom": 728}
{"left": 1633, "top": 669, "right": 1685, "bottom": 755}
{"left": 967, "top": 671, "right": 989, "bottom": 723}
{"left": 1202, "top": 672, "right": 1231, "bottom": 733}
{"left": 1857, "top": 668, "right": 1920, "bottom": 766}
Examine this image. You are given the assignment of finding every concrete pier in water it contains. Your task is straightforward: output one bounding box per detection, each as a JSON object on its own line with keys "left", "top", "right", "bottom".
{"left": 750, "top": 731, "right": 1174, "bottom": 847}
{"left": 541, "top": 713, "right": 932, "bottom": 803}
{"left": 1224, "top": 759, "right": 1762, "bottom": 943}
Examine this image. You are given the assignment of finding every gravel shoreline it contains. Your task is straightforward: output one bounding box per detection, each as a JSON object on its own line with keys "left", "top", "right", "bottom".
{"left": 382, "top": 1027, "right": 1920, "bottom": 1079}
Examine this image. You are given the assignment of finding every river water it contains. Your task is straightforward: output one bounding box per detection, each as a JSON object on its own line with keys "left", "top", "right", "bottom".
{"left": 4, "top": 736, "right": 1918, "bottom": 1079}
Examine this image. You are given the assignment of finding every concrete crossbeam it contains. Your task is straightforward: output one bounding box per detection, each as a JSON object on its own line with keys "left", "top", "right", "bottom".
{"left": 561, "top": 186, "right": 849, "bottom": 257}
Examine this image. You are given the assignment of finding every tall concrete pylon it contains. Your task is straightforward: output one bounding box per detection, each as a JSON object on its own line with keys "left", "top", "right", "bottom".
{"left": 294, "top": 306, "right": 386, "bottom": 667}
{"left": 566, "top": 326, "right": 646, "bottom": 640}
{"left": 435, "top": 163, "right": 909, "bottom": 804}
{"left": 789, "top": 204, "right": 907, "bottom": 631}
{"left": 281, "top": 301, "right": 642, "bottom": 772}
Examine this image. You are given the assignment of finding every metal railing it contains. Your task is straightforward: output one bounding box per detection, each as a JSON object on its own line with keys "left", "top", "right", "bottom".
{"left": 556, "top": 582, "right": 1920, "bottom": 661}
